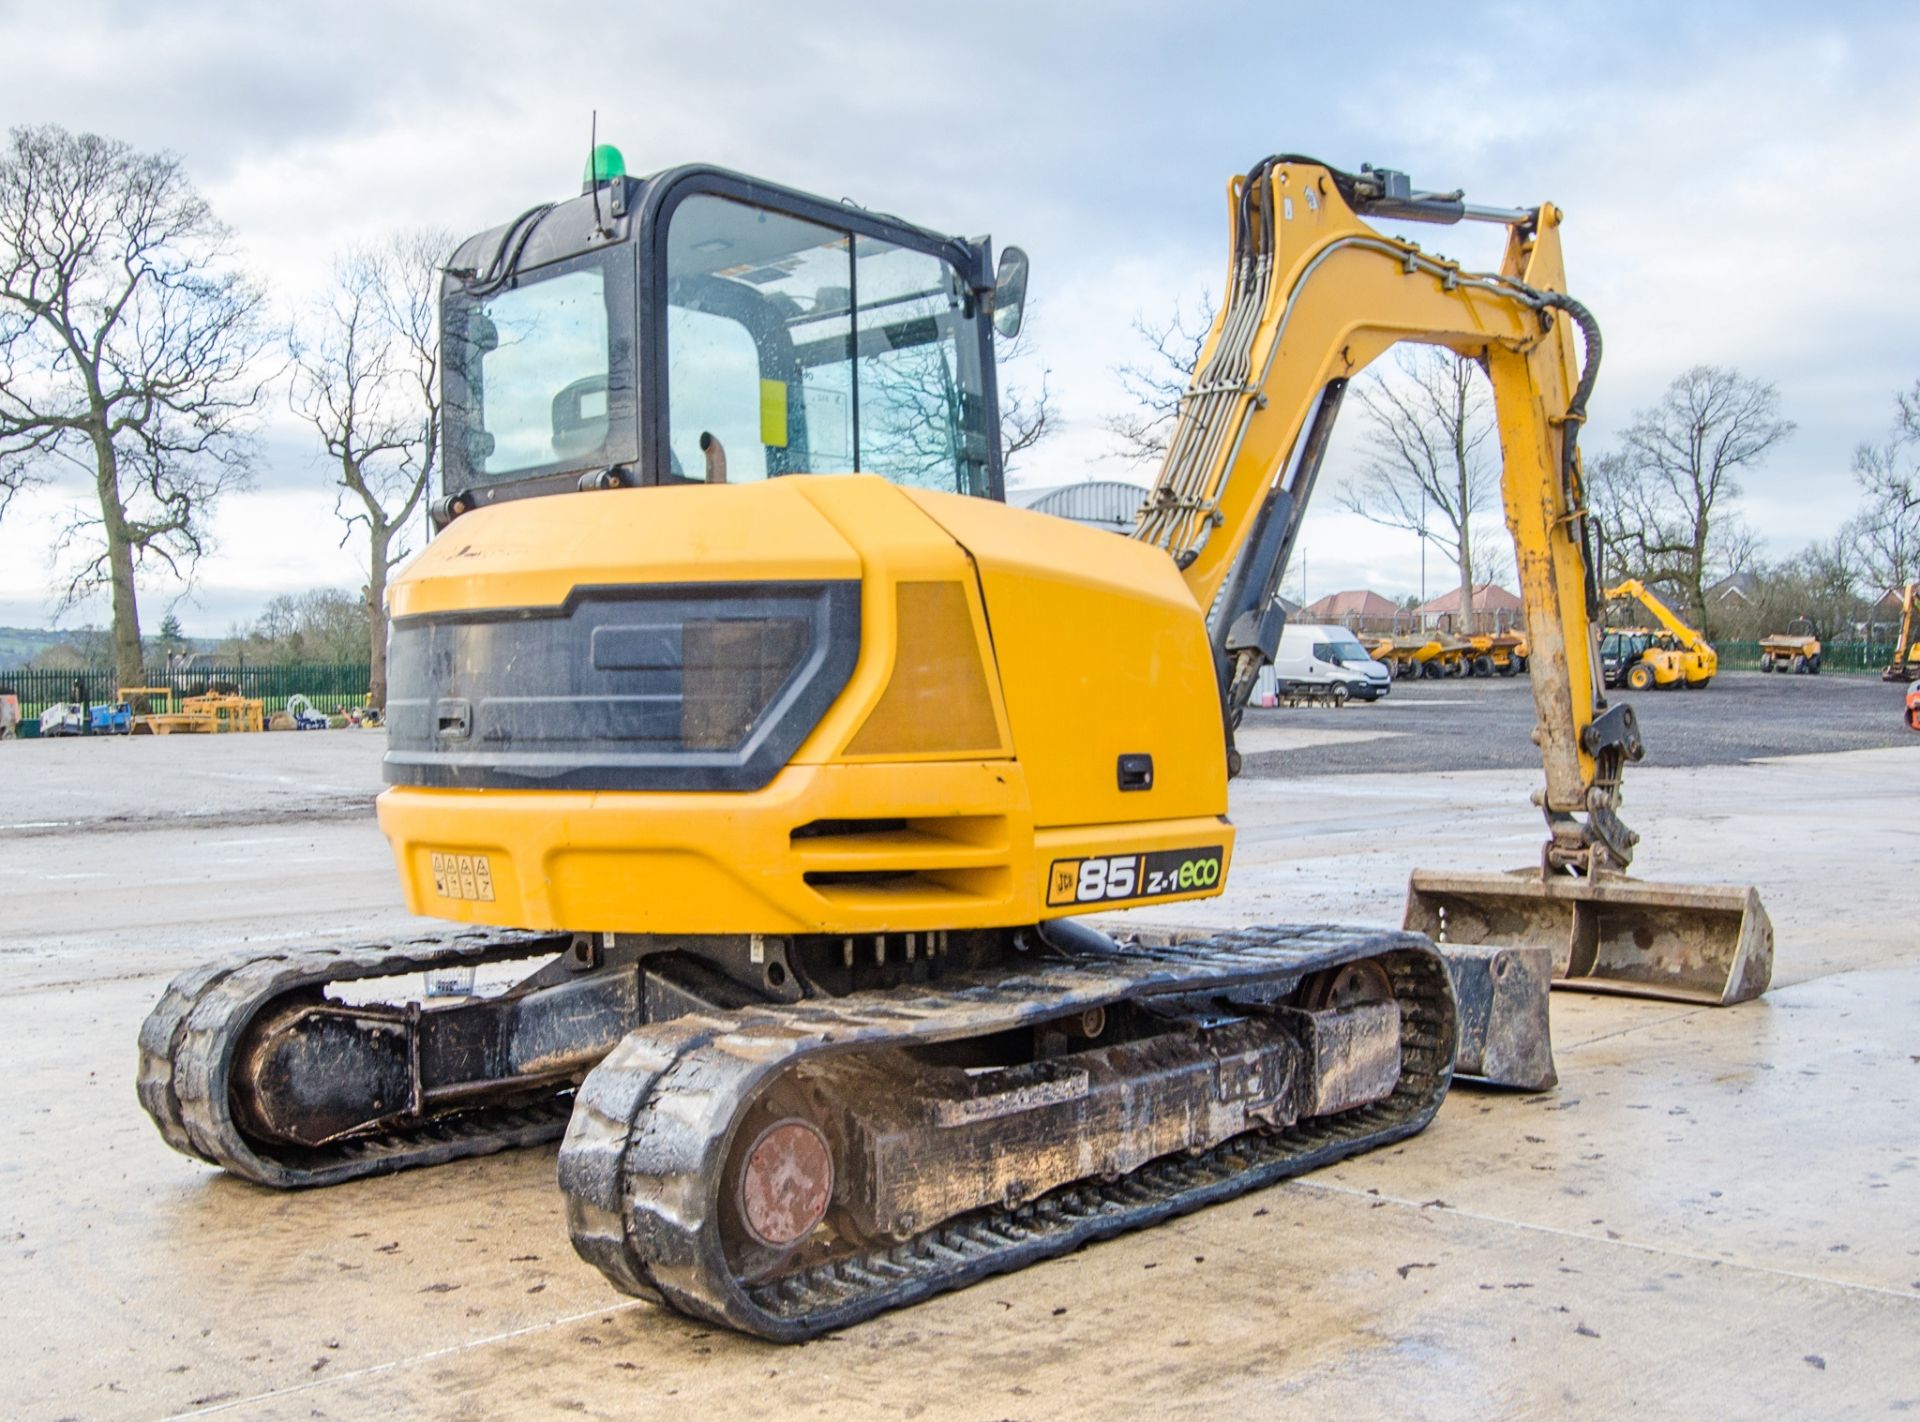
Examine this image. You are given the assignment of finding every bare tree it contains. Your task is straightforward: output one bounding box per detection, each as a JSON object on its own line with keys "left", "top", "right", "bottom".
{"left": 1790, "top": 533, "right": 1867, "bottom": 640}
{"left": 847, "top": 298, "right": 1057, "bottom": 494}
{"left": 289, "top": 230, "right": 449, "bottom": 709}
{"left": 0, "top": 124, "right": 268, "bottom": 685}
{"left": 1850, "top": 379, "right": 1920, "bottom": 592}
{"left": 1340, "top": 347, "right": 1498, "bottom": 633}
{"left": 1104, "top": 298, "right": 1210, "bottom": 466}
{"left": 219, "top": 588, "right": 369, "bottom": 666}
{"left": 995, "top": 316, "right": 1053, "bottom": 476}
{"left": 0, "top": 440, "right": 28, "bottom": 521}
{"left": 1586, "top": 448, "right": 1655, "bottom": 586}
{"left": 1474, "top": 527, "right": 1515, "bottom": 594}
{"left": 1708, "top": 536, "right": 1867, "bottom": 643}
{"left": 1601, "top": 365, "right": 1793, "bottom": 623}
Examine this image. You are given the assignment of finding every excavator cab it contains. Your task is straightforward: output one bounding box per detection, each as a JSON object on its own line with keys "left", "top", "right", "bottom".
{"left": 1600, "top": 630, "right": 1651, "bottom": 686}
{"left": 436, "top": 152, "right": 1026, "bottom": 520}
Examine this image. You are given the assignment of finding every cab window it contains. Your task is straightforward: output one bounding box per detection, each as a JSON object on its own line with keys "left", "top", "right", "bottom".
{"left": 664, "top": 194, "right": 989, "bottom": 493}
{"left": 444, "top": 254, "right": 619, "bottom": 481}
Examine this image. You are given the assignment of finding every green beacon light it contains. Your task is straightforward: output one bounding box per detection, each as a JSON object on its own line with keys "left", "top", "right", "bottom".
{"left": 583, "top": 143, "right": 626, "bottom": 192}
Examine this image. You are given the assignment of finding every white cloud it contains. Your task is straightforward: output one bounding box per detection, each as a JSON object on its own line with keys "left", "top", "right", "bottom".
{"left": 2, "top": 0, "right": 1915, "bottom": 628}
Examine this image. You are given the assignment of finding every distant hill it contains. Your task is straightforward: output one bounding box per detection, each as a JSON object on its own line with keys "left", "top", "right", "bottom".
{"left": 0, "top": 626, "right": 218, "bottom": 670}
{"left": 0, "top": 627, "right": 73, "bottom": 670}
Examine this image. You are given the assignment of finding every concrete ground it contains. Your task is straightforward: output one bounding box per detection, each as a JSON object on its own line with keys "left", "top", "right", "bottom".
{"left": 1239, "top": 667, "right": 1919, "bottom": 776}
{"left": 2, "top": 728, "right": 1917, "bottom": 1420}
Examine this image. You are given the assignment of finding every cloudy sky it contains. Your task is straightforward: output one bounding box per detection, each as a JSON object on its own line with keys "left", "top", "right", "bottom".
{"left": 1, "top": 0, "right": 1915, "bottom": 634}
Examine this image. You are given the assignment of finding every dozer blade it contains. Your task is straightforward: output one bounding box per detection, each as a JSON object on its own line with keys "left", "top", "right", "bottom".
{"left": 1435, "top": 942, "right": 1557, "bottom": 1091}
{"left": 1404, "top": 870, "right": 1772, "bottom": 1007}
{"left": 1092, "top": 917, "right": 1559, "bottom": 1092}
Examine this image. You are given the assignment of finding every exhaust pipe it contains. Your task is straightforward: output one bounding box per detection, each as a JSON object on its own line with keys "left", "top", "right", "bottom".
{"left": 1404, "top": 870, "right": 1773, "bottom": 1007}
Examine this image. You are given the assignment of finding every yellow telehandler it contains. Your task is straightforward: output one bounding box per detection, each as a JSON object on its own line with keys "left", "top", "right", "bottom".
{"left": 1602, "top": 579, "right": 1716, "bottom": 689}
{"left": 137, "top": 152, "right": 1771, "bottom": 1340}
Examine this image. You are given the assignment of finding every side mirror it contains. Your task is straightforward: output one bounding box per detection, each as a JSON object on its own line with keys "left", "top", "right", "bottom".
{"left": 992, "top": 246, "right": 1029, "bottom": 339}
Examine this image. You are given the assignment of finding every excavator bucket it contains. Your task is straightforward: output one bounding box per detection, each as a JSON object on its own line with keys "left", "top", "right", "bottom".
{"left": 1404, "top": 871, "right": 1773, "bottom": 1006}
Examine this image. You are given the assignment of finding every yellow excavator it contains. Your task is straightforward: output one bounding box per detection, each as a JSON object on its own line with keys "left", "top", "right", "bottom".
{"left": 1601, "top": 579, "right": 1717, "bottom": 689}
{"left": 1883, "top": 583, "right": 1920, "bottom": 682}
{"left": 137, "top": 152, "right": 1771, "bottom": 1341}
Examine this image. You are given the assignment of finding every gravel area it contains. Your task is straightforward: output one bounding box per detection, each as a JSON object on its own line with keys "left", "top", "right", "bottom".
{"left": 1238, "top": 668, "right": 1920, "bottom": 778}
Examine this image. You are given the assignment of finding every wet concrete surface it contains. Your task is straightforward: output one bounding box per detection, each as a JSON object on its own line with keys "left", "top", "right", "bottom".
{"left": 1, "top": 731, "right": 1917, "bottom": 1419}
{"left": 1239, "top": 668, "right": 1920, "bottom": 777}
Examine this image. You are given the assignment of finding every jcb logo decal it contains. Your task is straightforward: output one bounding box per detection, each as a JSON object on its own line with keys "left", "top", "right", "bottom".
{"left": 1046, "top": 846, "right": 1224, "bottom": 907}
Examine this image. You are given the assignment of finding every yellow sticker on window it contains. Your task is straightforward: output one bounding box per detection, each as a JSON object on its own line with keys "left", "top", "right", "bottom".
{"left": 759, "top": 379, "right": 789, "bottom": 449}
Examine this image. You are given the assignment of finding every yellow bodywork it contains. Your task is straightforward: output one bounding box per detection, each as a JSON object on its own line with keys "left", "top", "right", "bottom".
{"left": 379, "top": 477, "right": 1231, "bottom": 934}
{"left": 1884, "top": 584, "right": 1919, "bottom": 679}
{"left": 378, "top": 156, "right": 1765, "bottom": 1006}
{"left": 1604, "top": 580, "right": 1716, "bottom": 687}
{"left": 382, "top": 158, "right": 1610, "bottom": 929}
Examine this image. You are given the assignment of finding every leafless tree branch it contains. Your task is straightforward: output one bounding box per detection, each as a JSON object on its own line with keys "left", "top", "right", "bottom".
{"left": 0, "top": 123, "right": 269, "bottom": 684}
{"left": 288, "top": 227, "right": 452, "bottom": 708}
{"left": 994, "top": 313, "right": 1054, "bottom": 475}
{"left": 1339, "top": 347, "right": 1498, "bottom": 631}
{"left": 1590, "top": 364, "right": 1792, "bottom": 628}
{"left": 1103, "top": 297, "right": 1210, "bottom": 467}
{"left": 1850, "top": 378, "right": 1920, "bottom": 592}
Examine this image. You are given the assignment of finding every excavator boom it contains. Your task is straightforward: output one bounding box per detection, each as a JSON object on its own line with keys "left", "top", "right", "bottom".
{"left": 1883, "top": 583, "right": 1919, "bottom": 682}
{"left": 1135, "top": 156, "right": 1768, "bottom": 1004}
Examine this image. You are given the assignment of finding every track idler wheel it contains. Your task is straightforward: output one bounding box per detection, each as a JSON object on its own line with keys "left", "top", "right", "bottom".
{"left": 1302, "top": 958, "right": 1394, "bottom": 1011}
{"left": 718, "top": 1080, "right": 857, "bottom": 1283}
{"left": 735, "top": 1119, "right": 833, "bottom": 1251}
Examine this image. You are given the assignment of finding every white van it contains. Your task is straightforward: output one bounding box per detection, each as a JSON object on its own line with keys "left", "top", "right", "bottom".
{"left": 1270, "top": 623, "right": 1392, "bottom": 704}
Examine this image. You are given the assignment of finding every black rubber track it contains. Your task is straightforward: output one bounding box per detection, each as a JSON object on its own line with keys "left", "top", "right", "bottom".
{"left": 559, "top": 924, "right": 1457, "bottom": 1341}
{"left": 136, "top": 929, "right": 574, "bottom": 1187}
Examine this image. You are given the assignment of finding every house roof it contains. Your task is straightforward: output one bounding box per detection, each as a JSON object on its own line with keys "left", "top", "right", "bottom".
{"left": 1416, "top": 582, "right": 1523, "bottom": 614}
{"left": 1303, "top": 589, "right": 1399, "bottom": 619}
{"left": 1706, "top": 571, "right": 1759, "bottom": 602}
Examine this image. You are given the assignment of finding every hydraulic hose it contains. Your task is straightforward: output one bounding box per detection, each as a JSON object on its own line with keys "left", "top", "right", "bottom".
{"left": 1530, "top": 291, "right": 1604, "bottom": 624}
{"left": 465, "top": 202, "right": 557, "bottom": 297}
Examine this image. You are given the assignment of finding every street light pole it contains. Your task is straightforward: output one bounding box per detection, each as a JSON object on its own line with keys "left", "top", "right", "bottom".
{"left": 1419, "top": 486, "right": 1427, "bottom": 624}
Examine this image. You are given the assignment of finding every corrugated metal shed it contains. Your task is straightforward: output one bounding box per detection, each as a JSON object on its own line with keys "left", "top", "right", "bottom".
{"left": 1009, "top": 481, "right": 1147, "bottom": 532}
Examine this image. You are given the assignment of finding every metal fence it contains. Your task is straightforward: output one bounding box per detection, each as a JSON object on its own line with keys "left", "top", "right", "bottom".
{"left": 1713, "top": 641, "right": 1893, "bottom": 673}
{"left": 0, "top": 662, "right": 371, "bottom": 721}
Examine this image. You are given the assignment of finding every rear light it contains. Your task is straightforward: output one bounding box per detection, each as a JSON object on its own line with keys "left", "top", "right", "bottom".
{"left": 846, "top": 581, "right": 1002, "bottom": 757}
{"left": 384, "top": 582, "right": 859, "bottom": 792}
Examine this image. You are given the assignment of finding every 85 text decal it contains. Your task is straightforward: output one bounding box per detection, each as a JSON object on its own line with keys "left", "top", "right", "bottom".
{"left": 1046, "top": 846, "right": 1225, "bottom": 907}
